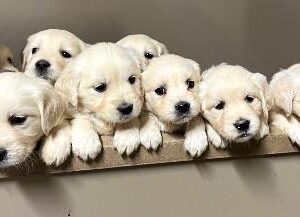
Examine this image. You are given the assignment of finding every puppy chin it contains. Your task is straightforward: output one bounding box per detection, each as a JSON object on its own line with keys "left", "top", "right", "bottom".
{"left": 25, "top": 67, "right": 58, "bottom": 84}
{"left": 0, "top": 148, "right": 33, "bottom": 169}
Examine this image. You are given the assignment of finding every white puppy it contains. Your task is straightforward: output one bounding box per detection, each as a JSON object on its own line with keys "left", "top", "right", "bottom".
{"left": 270, "top": 63, "right": 300, "bottom": 145}
{"left": 55, "top": 42, "right": 143, "bottom": 160}
{"left": 0, "top": 72, "right": 65, "bottom": 168}
{"left": 117, "top": 34, "right": 168, "bottom": 71}
{"left": 140, "top": 54, "right": 208, "bottom": 157}
{"left": 22, "top": 29, "right": 87, "bottom": 84}
{"left": 0, "top": 44, "right": 18, "bottom": 72}
{"left": 199, "top": 64, "right": 271, "bottom": 148}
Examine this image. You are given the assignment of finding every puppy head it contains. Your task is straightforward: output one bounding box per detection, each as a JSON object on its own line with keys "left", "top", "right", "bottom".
{"left": 200, "top": 64, "right": 271, "bottom": 142}
{"left": 0, "top": 72, "right": 65, "bottom": 168}
{"left": 0, "top": 44, "right": 18, "bottom": 73}
{"left": 22, "top": 29, "right": 87, "bottom": 84}
{"left": 55, "top": 42, "right": 143, "bottom": 123}
{"left": 117, "top": 34, "right": 169, "bottom": 71}
{"left": 142, "top": 54, "right": 201, "bottom": 124}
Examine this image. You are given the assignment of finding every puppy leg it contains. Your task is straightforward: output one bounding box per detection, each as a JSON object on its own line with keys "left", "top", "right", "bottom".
{"left": 113, "top": 118, "right": 140, "bottom": 155}
{"left": 72, "top": 118, "right": 102, "bottom": 160}
{"left": 205, "top": 122, "right": 227, "bottom": 148}
{"left": 40, "top": 120, "right": 71, "bottom": 166}
{"left": 184, "top": 116, "right": 208, "bottom": 157}
{"left": 140, "top": 113, "right": 162, "bottom": 150}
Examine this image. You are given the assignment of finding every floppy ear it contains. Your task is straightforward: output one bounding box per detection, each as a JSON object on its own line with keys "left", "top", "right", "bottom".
{"left": 252, "top": 73, "right": 272, "bottom": 138}
{"left": 54, "top": 63, "right": 81, "bottom": 107}
{"left": 158, "top": 43, "right": 169, "bottom": 55}
{"left": 21, "top": 43, "right": 30, "bottom": 72}
{"left": 125, "top": 48, "right": 145, "bottom": 72}
{"left": 35, "top": 84, "right": 66, "bottom": 135}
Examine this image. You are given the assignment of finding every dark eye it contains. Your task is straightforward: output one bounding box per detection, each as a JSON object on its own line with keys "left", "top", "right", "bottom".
{"left": 8, "top": 115, "right": 27, "bottom": 126}
{"left": 128, "top": 75, "right": 136, "bottom": 84}
{"left": 155, "top": 86, "right": 167, "bottom": 95}
{"left": 94, "top": 83, "right": 107, "bottom": 92}
{"left": 32, "top": 47, "right": 38, "bottom": 54}
{"left": 215, "top": 101, "right": 225, "bottom": 110}
{"left": 61, "top": 51, "right": 72, "bottom": 58}
{"left": 7, "top": 57, "right": 12, "bottom": 64}
{"left": 245, "top": 95, "right": 254, "bottom": 103}
{"left": 186, "top": 80, "right": 194, "bottom": 89}
{"left": 144, "top": 52, "right": 154, "bottom": 59}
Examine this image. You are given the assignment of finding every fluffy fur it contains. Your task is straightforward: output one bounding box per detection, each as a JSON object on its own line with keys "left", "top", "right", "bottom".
{"left": 0, "top": 72, "right": 65, "bottom": 168}
{"left": 0, "top": 44, "right": 18, "bottom": 72}
{"left": 54, "top": 42, "right": 143, "bottom": 160}
{"left": 269, "top": 64, "right": 300, "bottom": 145}
{"left": 117, "top": 34, "right": 168, "bottom": 71}
{"left": 199, "top": 63, "right": 271, "bottom": 148}
{"left": 22, "top": 29, "right": 87, "bottom": 84}
{"left": 141, "top": 54, "right": 207, "bottom": 157}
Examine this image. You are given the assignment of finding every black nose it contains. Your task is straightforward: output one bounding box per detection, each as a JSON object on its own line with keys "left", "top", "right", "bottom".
{"left": 175, "top": 101, "right": 190, "bottom": 114}
{"left": 234, "top": 118, "right": 250, "bottom": 131}
{"left": 117, "top": 103, "right": 133, "bottom": 115}
{"left": 35, "top": 59, "right": 51, "bottom": 71}
{"left": 0, "top": 148, "right": 7, "bottom": 162}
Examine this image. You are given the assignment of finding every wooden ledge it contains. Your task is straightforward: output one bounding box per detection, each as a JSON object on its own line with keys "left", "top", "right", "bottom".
{"left": 1, "top": 128, "right": 299, "bottom": 179}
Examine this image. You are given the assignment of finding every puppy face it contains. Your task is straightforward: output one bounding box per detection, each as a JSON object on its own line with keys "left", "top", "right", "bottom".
{"left": 117, "top": 34, "right": 168, "bottom": 70}
{"left": 0, "top": 45, "right": 18, "bottom": 72}
{"left": 142, "top": 54, "right": 201, "bottom": 124}
{"left": 200, "top": 64, "right": 271, "bottom": 142}
{"left": 55, "top": 42, "right": 143, "bottom": 124}
{"left": 22, "top": 29, "right": 86, "bottom": 84}
{"left": 0, "top": 72, "right": 65, "bottom": 168}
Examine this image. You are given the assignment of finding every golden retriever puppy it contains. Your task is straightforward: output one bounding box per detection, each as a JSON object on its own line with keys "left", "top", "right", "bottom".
{"left": 269, "top": 63, "right": 300, "bottom": 145}
{"left": 54, "top": 42, "right": 143, "bottom": 160}
{"left": 141, "top": 54, "right": 208, "bottom": 157}
{"left": 0, "top": 44, "right": 18, "bottom": 72}
{"left": 22, "top": 29, "right": 87, "bottom": 84}
{"left": 199, "top": 64, "right": 271, "bottom": 148}
{"left": 0, "top": 72, "right": 65, "bottom": 168}
{"left": 117, "top": 34, "right": 168, "bottom": 71}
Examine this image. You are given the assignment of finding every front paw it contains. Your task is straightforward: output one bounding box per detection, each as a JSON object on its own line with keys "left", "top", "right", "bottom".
{"left": 140, "top": 127, "right": 162, "bottom": 150}
{"left": 184, "top": 131, "right": 208, "bottom": 157}
{"left": 206, "top": 124, "right": 227, "bottom": 149}
{"left": 72, "top": 128, "right": 102, "bottom": 161}
{"left": 113, "top": 128, "right": 140, "bottom": 155}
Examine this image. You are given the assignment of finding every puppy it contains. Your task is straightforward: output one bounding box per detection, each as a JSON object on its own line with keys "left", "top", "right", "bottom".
{"left": 140, "top": 54, "right": 208, "bottom": 157}
{"left": 0, "top": 72, "right": 65, "bottom": 168}
{"left": 0, "top": 44, "right": 18, "bottom": 72}
{"left": 117, "top": 34, "right": 168, "bottom": 71}
{"left": 199, "top": 64, "right": 271, "bottom": 148}
{"left": 54, "top": 42, "right": 143, "bottom": 160}
{"left": 22, "top": 29, "right": 87, "bottom": 84}
{"left": 269, "top": 63, "right": 300, "bottom": 145}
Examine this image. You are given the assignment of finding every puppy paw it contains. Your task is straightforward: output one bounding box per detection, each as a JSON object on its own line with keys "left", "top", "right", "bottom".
{"left": 72, "top": 125, "right": 102, "bottom": 161}
{"left": 113, "top": 128, "right": 140, "bottom": 155}
{"left": 206, "top": 124, "right": 227, "bottom": 149}
{"left": 184, "top": 131, "right": 208, "bottom": 157}
{"left": 40, "top": 125, "right": 71, "bottom": 166}
{"left": 140, "top": 127, "right": 162, "bottom": 150}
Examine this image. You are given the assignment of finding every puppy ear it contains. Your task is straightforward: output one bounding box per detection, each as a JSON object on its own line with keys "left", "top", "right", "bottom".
{"left": 21, "top": 43, "right": 30, "bottom": 72}
{"left": 54, "top": 64, "right": 81, "bottom": 107}
{"left": 125, "top": 48, "right": 145, "bottom": 72}
{"left": 158, "top": 43, "right": 169, "bottom": 56}
{"left": 35, "top": 84, "right": 66, "bottom": 135}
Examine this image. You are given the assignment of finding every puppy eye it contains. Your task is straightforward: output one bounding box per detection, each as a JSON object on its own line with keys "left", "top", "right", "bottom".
{"left": 32, "top": 47, "right": 38, "bottom": 54}
{"left": 186, "top": 80, "right": 195, "bottom": 89}
{"left": 61, "top": 51, "right": 72, "bottom": 58}
{"left": 7, "top": 57, "right": 12, "bottom": 64}
{"left": 155, "top": 86, "right": 167, "bottom": 95}
{"left": 94, "top": 83, "right": 107, "bottom": 93}
{"left": 245, "top": 95, "right": 254, "bottom": 103}
{"left": 215, "top": 101, "right": 225, "bottom": 110}
{"left": 128, "top": 75, "right": 136, "bottom": 84}
{"left": 144, "top": 52, "right": 154, "bottom": 59}
{"left": 8, "top": 115, "right": 27, "bottom": 126}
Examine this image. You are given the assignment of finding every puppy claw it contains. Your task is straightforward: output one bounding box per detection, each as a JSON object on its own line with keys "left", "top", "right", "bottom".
{"left": 113, "top": 128, "right": 140, "bottom": 155}
{"left": 140, "top": 129, "right": 162, "bottom": 150}
{"left": 184, "top": 133, "right": 208, "bottom": 157}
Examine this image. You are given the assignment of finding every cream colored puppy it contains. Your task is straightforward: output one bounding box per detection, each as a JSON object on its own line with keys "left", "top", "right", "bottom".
{"left": 55, "top": 42, "right": 143, "bottom": 160}
{"left": 270, "top": 63, "right": 300, "bottom": 145}
{"left": 0, "top": 72, "right": 65, "bottom": 168}
{"left": 141, "top": 54, "right": 207, "bottom": 157}
{"left": 200, "top": 64, "right": 271, "bottom": 148}
{"left": 0, "top": 44, "right": 18, "bottom": 72}
{"left": 117, "top": 34, "right": 168, "bottom": 71}
{"left": 22, "top": 29, "right": 86, "bottom": 84}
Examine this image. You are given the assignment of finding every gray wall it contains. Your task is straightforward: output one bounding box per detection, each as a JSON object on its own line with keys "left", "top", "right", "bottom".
{"left": 1, "top": 0, "right": 300, "bottom": 216}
